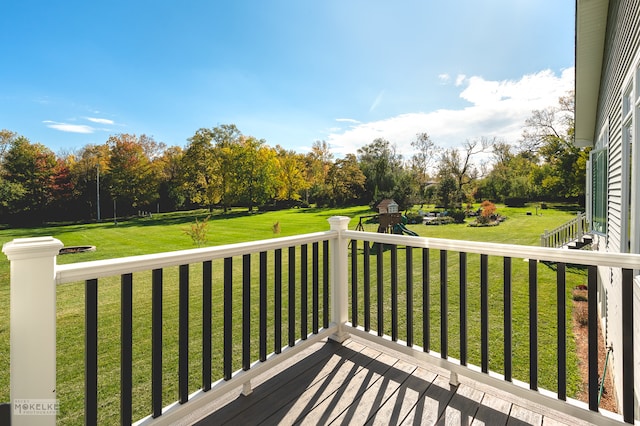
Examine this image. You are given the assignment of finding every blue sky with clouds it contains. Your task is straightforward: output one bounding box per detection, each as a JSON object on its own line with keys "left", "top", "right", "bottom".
{"left": 0, "top": 1, "right": 575, "bottom": 156}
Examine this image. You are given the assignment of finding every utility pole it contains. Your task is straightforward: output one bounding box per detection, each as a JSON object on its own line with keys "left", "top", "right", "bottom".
{"left": 96, "top": 164, "right": 101, "bottom": 221}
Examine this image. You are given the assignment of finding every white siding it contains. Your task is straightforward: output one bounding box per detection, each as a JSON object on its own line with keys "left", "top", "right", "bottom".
{"left": 607, "top": 127, "right": 623, "bottom": 252}
{"left": 593, "top": 0, "right": 640, "bottom": 413}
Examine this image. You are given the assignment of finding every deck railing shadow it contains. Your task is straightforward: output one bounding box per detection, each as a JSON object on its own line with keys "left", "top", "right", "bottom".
{"left": 199, "top": 340, "right": 555, "bottom": 425}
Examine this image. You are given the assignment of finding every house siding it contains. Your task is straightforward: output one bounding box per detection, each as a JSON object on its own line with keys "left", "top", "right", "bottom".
{"left": 593, "top": 0, "right": 640, "bottom": 414}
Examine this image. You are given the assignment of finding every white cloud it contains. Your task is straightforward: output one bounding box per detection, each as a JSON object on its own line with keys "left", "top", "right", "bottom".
{"left": 326, "top": 68, "right": 574, "bottom": 157}
{"left": 335, "top": 118, "right": 361, "bottom": 124}
{"left": 43, "top": 120, "right": 95, "bottom": 134}
{"left": 438, "top": 74, "right": 450, "bottom": 84}
{"left": 85, "top": 117, "right": 114, "bottom": 125}
{"left": 455, "top": 74, "right": 467, "bottom": 86}
{"left": 43, "top": 116, "right": 116, "bottom": 133}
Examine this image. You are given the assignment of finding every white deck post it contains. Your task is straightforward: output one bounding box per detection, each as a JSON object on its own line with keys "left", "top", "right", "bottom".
{"left": 2, "top": 237, "right": 63, "bottom": 426}
{"left": 577, "top": 212, "right": 584, "bottom": 239}
{"left": 328, "top": 216, "right": 351, "bottom": 343}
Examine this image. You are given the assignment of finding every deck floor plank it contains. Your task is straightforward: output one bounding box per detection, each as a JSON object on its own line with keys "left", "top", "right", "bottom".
{"left": 296, "top": 351, "right": 394, "bottom": 425}
{"left": 191, "top": 338, "right": 600, "bottom": 426}
{"left": 336, "top": 358, "right": 417, "bottom": 425}
{"left": 400, "top": 374, "right": 457, "bottom": 425}
{"left": 193, "top": 339, "right": 357, "bottom": 425}
{"left": 507, "top": 404, "right": 543, "bottom": 426}
{"left": 262, "top": 344, "right": 383, "bottom": 425}
{"left": 365, "top": 366, "right": 438, "bottom": 426}
{"left": 471, "top": 393, "right": 512, "bottom": 426}
{"left": 317, "top": 356, "right": 416, "bottom": 425}
{"left": 435, "top": 383, "right": 485, "bottom": 426}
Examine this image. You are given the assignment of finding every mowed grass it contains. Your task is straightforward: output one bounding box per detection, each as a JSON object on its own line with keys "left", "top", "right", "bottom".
{"left": 0, "top": 203, "right": 585, "bottom": 424}
{"left": 352, "top": 204, "right": 586, "bottom": 396}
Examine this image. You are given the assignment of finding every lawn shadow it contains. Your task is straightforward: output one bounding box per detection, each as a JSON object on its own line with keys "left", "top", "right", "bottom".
{"left": 543, "top": 202, "right": 584, "bottom": 213}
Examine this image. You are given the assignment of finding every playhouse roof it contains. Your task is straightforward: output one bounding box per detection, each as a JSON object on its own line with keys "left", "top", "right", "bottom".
{"left": 377, "top": 199, "right": 399, "bottom": 213}
{"left": 377, "top": 199, "right": 397, "bottom": 208}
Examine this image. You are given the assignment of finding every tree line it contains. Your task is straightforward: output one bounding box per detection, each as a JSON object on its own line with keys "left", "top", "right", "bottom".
{"left": 0, "top": 92, "right": 586, "bottom": 225}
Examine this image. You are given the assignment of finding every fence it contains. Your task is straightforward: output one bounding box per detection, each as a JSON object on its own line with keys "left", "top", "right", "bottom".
{"left": 540, "top": 212, "right": 589, "bottom": 248}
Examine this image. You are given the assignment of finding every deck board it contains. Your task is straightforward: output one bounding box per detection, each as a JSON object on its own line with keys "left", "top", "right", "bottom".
{"left": 507, "top": 404, "right": 543, "bottom": 426}
{"left": 435, "top": 383, "right": 484, "bottom": 426}
{"left": 365, "top": 366, "right": 437, "bottom": 425}
{"left": 400, "top": 374, "right": 456, "bottom": 425}
{"left": 332, "top": 358, "right": 416, "bottom": 424}
{"left": 471, "top": 393, "right": 512, "bottom": 426}
{"left": 191, "top": 337, "right": 598, "bottom": 426}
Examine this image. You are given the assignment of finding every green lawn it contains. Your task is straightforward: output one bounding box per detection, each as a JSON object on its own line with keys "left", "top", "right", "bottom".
{"left": 0, "top": 203, "right": 586, "bottom": 424}
{"left": 352, "top": 203, "right": 586, "bottom": 395}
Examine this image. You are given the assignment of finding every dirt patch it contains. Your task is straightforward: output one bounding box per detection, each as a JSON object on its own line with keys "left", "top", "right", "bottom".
{"left": 572, "top": 297, "right": 617, "bottom": 413}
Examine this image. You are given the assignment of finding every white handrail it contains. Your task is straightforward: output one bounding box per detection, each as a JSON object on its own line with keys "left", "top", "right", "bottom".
{"left": 56, "top": 231, "right": 335, "bottom": 284}
{"left": 343, "top": 230, "right": 640, "bottom": 269}
{"left": 540, "top": 212, "right": 588, "bottom": 248}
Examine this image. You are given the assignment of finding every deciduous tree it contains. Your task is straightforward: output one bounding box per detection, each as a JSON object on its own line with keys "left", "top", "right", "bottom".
{"left": 105, "top": 134, "right": 159, "bottom": 214}
{"left": 326, "top": 153, "right": 366, "bottom": 206}
{"left": 520, "top": 90, "right": 586, "bottom": 199}
{"left": 2, "top": 136, "right": 58, "bottom": 223}
{"left": 305, "top": 140, "right": 334, "bottom": 205}
{"left": 275, "top": 146, "right": 308, "bottom": 202}
{"left": 357, "top": 138, "right": 403, "bottom": 205}
{"left": 235, "top": 136, "right": 278, "bottom": 211}
{"left": 437, "top": 137, "right": 493, "bottom": 203}
{"left": 156, "top": 146, "right": 185, "bottom": 210}
{"left": 181, "top": 129, "right": 220, "bottom": 210}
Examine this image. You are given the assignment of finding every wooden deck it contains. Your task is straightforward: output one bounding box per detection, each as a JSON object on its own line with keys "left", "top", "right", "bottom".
{"left": 183, "top": 337, "right": 596, "bottom": 426}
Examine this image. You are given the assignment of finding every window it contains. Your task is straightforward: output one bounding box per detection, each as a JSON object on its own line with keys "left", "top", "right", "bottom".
{"left": 590, "top": 146, "right": 608, "bottom": 235}
{"left": 623, "top": 82, "right": 633, "bottom": 252}
{"left": 589, "top": 121, "right": 609, "bottom": 236}
{"left": 628, "top": 66, "right": 640, "bottom": 254}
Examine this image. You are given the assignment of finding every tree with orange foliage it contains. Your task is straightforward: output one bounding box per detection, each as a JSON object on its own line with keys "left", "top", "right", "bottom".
{"left": 478, "top": 200, "right": 497, "bottom": 224}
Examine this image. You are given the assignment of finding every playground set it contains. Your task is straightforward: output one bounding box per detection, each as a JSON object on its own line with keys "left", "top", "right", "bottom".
{"left": 354, "top": 199, "right": 418, "bottom": 237}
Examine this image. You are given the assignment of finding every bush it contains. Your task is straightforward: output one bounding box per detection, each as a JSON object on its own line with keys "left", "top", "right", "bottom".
{"left": 449, "top": 210, "right": 466, "bottom": 224}
{"left": 424, "top": 216, "right": 454, "bottom": 225}
{"left": 477, "top": 201, "right": 497, "bottom": 224}
{"left": 469, "top": 201, "right": 506, "bottom": 227}
{"left": 573, "top": 286, "right": 588, "bottom": 302}
{"left": 404, "top": 212, "right": 423, "bottom": 224}
{"left": 575, "top": 303, "right": 589, "bottom": 327}
{"left": 183, "top": 216, "right": 210, "bottom": 247}
{"left": 572, "top": 290, "right": 588, "bottom": 302}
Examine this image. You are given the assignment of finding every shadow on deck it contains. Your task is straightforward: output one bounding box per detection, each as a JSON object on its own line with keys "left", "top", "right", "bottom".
{"left": 185, "top": 337, "right": 594, "bottom": 426}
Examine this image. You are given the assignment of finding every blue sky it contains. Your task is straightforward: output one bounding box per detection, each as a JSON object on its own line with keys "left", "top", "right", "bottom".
{"left": 0, "top": 1, "right": 575, "bottom": 157}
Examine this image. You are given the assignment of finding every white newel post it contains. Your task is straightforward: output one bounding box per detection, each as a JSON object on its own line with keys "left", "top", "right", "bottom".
{"left": 328, "top": 216, "right": 350, "bottom": 343}
{"left": 2, "top": 237, "right": 63, "bottom": 426}
{"left": 577, "top": 213, "right": 584, "bottom": 239}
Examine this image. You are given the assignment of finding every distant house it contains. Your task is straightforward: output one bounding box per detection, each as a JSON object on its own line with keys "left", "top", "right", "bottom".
{"left": 575, "top": 0, "right": 640, "bottom": 414}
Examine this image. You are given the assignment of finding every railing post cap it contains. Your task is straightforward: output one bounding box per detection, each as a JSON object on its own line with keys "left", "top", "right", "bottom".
{"left": 328, "top": 216, "right": 351, "bottom": 230}
{"left": 2, "top": 236, "right": 64, "bottom": 260}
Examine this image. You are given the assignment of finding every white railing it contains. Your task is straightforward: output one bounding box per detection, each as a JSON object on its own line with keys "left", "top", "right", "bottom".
{"left": 540, "top": 212, "right": 589, "bottom": 248}
{"left": 2, "top": 217, "right": 349, "bottom": 426}
{"left": 2, "top": 216, "right": 638, "bottom": 425}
